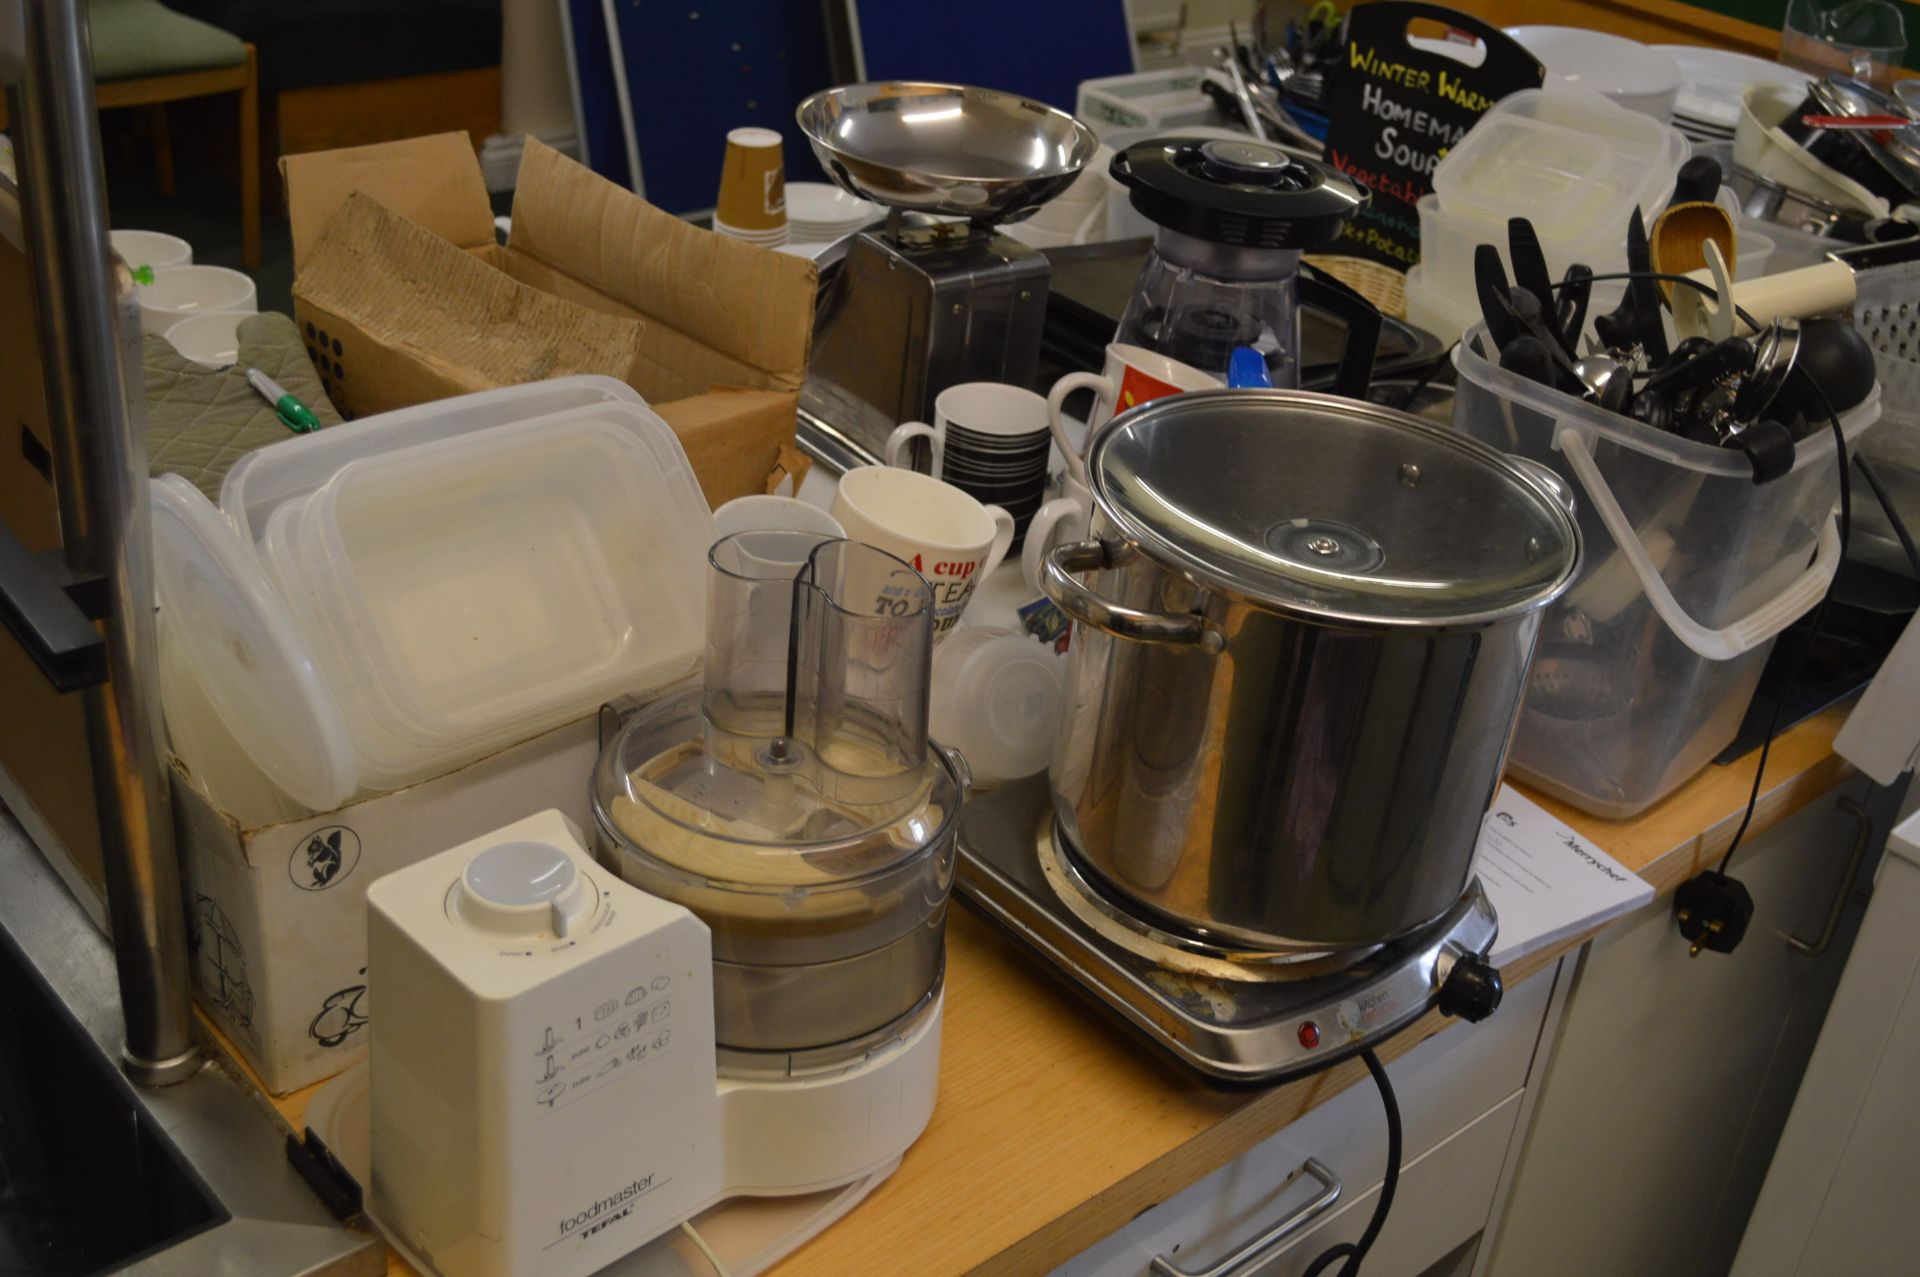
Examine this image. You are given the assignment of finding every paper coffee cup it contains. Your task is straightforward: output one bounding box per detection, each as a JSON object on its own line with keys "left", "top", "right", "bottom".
{"left": 716, "top": 127, "right": 788, "bottom": 233}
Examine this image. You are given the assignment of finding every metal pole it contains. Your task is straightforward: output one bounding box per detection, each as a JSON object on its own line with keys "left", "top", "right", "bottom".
{"left": 8, "top": 0, "right": 198, "bottom": 1085}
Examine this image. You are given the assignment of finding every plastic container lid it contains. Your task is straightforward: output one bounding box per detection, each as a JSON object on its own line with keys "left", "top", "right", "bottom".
{"left": 929, "top": 629, "right": 1063, "bottom": 784}
{"left": 1088, "top": 388, "right": 1581, "bottom": 626}
{"left": 149, "top": 474, "right": 357, "bottom": 810}
{"left": 260, "top": 403, "right": 711, "bottom": 789}
{"left": 220, "top": 376, "right": 645, "bottom": 546}
{"left": 1433, "top": 89, "right": 1686, "bottom": 242}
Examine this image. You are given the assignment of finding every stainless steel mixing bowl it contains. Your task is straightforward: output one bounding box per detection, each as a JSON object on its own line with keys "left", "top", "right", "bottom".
{"left": 796, "top": 82, "right": 1099, "bottom": 224}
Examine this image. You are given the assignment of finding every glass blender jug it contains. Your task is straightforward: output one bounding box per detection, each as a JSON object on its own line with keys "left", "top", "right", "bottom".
{"left": 1111, "top": 137, "right": 1374, "bottom": 391}
{"left": 593, "top": 531, "right": 966, "bottom": 1058}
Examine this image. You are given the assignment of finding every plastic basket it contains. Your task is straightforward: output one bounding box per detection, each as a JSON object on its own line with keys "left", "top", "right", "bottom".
{"left": 1453, "top": 327, "right": 1880, "bottom": 816}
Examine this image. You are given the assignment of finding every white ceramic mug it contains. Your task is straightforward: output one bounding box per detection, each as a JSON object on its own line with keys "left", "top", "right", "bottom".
{"left": 1020, "top": 474, "right": 1092, "bottom": 594}
{"left": 884, "top": 382, "right": 1053, "bottom": 480}
{"left": 1046, "top": 343, "right": 1219, "bottom": 485}
{"left": 831, "top": 466, "right": 1014, "bottom": 639}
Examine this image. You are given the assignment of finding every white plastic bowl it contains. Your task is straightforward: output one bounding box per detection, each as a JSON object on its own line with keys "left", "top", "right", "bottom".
{"left": 111, "top": 228, "right": 192, "bottom": 273}
{"left": 136, "top": 264, "right": 256, "bottom": 335}
{"left": 1506, "top": 25, "right": 1683, "bottom": 123}
{"left": 164, "top": 310, "right": 245, "bottom": 368}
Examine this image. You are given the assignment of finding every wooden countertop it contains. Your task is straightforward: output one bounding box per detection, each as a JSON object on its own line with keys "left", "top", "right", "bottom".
{"left": 252, "top": 704, "right": 1856, "bottom": 1277}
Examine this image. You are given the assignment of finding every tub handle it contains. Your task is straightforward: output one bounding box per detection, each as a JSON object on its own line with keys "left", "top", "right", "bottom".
{"left": 1555, "top": 428, "right": 1841, "bottom": 661}
{"left": 1042, "top": 540, "right": 1224, "bottom": 651}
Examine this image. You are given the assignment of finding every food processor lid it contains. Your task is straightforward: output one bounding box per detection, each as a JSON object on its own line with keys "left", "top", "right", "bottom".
{"left": 593, "top": 691, "right": 962, "bottom": 891}
{"left": 1110, "top": 137, "right": 1368, "bottom": 250}
{"left": 149, "top": 474, "right": 358, "bottom": 810}
{"left": 1088, "top": 389, "right": 1580, "bottom": 626}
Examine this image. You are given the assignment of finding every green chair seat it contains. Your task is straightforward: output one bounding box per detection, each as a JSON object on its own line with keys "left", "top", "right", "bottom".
{"left": 90, "top": 0, "right": 246, "bottom": 83}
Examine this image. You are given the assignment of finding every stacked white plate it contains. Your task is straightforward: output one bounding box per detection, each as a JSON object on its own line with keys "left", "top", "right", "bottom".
{"left": 1656, "top": 44, "right": 1799, "bottom": 145}
{"left": 786, "top": 181, "right": 880, "bottom": 242}
{"left": 713, "top": 217, "right": 790, "bottom": 247}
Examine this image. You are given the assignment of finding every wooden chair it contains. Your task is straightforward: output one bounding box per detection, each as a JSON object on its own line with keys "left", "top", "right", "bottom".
{"left": 0, "top": 2, "right": 260, "bottom": 270}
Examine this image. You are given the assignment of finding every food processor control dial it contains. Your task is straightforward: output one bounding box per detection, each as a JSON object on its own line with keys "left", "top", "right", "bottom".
{"left": 1437, "top": 953, "right": 1504, "bottom": 1023}
{"left": 453, "top": 840, "right": 598, "bottom": 939}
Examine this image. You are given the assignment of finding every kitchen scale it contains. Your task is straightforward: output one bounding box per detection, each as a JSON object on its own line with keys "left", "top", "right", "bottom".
{"left": 957, "top": 776, "right": 1504, "bottom": 1085}
{"left": 795, "top": 82, "right": 1100, "bottom": 464}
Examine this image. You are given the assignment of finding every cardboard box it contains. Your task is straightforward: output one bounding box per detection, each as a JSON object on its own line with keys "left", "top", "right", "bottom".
{"left": 281, "top": 133, "right": 818, "bottom": 508}
{"left": 178, "top": 716, "right": 601, "bottom": 1094}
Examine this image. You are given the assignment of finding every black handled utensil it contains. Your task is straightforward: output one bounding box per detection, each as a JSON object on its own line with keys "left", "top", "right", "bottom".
{"left": 1475, "top": 244, "right": 1519, "bottom": 350}
{"left": 1668, "top": 155, "right": 1723, "bottom": 210}
{"left": 1626, "top": 207, "right": 1671, "bottom": 363}
{"left": 1556, "top": 264, "right": 1595, "bottom": 350}
{"left": 1507, "top": 218, "right": 1566, "bottom": 355}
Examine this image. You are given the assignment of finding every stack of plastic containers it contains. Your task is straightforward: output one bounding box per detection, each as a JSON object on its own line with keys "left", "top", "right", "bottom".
{"left": 152, "top": 378, "right": 714, "bottom": 819}
{"left": 1405, "top": 89, "right": 1688, "bottom": 341}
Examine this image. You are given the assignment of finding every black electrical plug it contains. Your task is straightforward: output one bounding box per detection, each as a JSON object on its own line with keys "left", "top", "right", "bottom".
{"left": 1674, "top": 871, "right": 1754, "bottom": 957}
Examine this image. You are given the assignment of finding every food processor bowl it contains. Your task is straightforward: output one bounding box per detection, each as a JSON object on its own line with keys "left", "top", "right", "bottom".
{"left": 593, "top": 691, "right": 964, "bottom": 1054}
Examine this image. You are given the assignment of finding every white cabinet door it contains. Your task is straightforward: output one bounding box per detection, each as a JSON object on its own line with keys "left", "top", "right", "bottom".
{"left": 1483, "top": 777, "right": 1885, "bottom": 1277}
{"left": 1730, "top": 808, "right": 1920, "bottom": 1276}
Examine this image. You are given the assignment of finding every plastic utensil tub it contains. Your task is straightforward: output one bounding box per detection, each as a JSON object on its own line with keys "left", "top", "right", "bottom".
{"left": 1453, "top": 327, "right": 1879, "bottom": 817}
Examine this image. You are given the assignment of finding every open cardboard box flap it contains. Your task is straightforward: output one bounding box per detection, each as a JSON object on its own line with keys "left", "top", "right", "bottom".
{"left": 281, "top": 133, "right": 817, "bottom": 506}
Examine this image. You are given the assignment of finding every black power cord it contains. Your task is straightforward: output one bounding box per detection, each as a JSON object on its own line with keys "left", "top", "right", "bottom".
{"left": 1300, "top": 1049, "right": 1401, "bottom": 1277}
{"left": 1854, "top": 451, "right": 1920, "bottom": 584}
{"left": 1677, "top": 367, "right": 1854, "bottom": 956}
{"left": 1548, "top": 269, "right": 1764, "bottom": 336}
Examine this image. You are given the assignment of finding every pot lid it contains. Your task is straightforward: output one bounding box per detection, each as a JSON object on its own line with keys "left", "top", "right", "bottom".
{"left": 1110, "top": 137, "right": 1367, "bottom": 250}
{"left": 1087, "top": 389, "right": 1579, "bottom": 626}
{"left": 150, "top": 474, "right": 358, "bottom": 811}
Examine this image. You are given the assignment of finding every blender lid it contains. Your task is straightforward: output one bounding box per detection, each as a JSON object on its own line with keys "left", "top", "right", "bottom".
{"left": 1087, "top": 389, "right": 1580, "bottom": 626}
{"left": 149, "top": 474, "right": 358, "bottom": 810}
{"left": 1110, "top": 137, "right": 1368, "bottom": 250}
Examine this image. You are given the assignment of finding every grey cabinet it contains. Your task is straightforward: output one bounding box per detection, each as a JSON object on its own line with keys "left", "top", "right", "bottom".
{"left": 1481, "top": 776, "right": 1888, "bottom": 1277}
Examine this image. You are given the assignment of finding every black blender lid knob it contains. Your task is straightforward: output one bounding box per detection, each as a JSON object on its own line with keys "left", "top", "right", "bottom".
{"left": 1111, "top": 135, "right": 1369, "bottom": 250}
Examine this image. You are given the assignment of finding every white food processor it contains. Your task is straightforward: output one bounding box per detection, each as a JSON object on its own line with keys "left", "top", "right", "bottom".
{"left": 363, "top": 532, "right": 963, "bottom": 1277}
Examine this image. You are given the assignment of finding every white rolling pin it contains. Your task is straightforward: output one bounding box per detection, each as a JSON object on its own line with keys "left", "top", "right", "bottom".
{"left": 1675, "top": 257, "right": 1858, "bottom": 338}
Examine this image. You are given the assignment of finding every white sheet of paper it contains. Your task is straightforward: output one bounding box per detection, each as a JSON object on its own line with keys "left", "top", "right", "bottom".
{"left": 1474, "top": 784, "right": 1655, "bottom": 967}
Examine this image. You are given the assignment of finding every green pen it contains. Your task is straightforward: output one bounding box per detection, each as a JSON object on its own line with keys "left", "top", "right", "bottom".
{"left": 246, "top": 368, "right": 321, "bottom": 434}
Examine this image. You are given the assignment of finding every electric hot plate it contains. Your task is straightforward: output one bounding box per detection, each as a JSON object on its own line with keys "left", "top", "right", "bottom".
{"left": 955, "top": 777, "right": 1502, "bottom": 1085}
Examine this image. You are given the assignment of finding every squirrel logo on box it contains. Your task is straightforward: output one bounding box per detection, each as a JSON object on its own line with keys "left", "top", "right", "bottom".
{"left": 289, "top": 826, "right": 360, "bottom": 891}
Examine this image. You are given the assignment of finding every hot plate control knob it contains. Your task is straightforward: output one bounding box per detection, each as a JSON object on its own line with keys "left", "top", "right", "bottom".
{"left": 1438, "top": 954, "right": 1503, "bottom": 1023}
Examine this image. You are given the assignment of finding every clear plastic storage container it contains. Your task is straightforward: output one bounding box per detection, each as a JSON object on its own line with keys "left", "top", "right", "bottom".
{"left": 1432, "top": 89, "right": 1686, "bottom": 242}
{"left": 259, "top": 401, "right": 711, "bottom": 792}
{"left": 1452, "top": 327, "right": 1879, "bottom": 816}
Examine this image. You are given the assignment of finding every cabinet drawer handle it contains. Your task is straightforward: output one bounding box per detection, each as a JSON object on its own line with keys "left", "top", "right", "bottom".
{"left": 1149, "top": 1157, "right": 1343, "bottom": 1277}
{"left": 1786, "top": 797, "right": 1873, "bottom": 956}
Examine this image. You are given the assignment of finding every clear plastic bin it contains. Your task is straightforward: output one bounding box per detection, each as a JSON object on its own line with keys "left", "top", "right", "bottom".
{"left": 1453, "top": 327, "right": 1880, "bottom": 816}
{"left": 1433, "top": 89, "right": 1687, "bottom": 242}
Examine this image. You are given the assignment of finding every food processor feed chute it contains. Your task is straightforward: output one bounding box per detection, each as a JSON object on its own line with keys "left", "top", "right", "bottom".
{"left": 593, "top": 531, "right": 961, "bottom": 1056}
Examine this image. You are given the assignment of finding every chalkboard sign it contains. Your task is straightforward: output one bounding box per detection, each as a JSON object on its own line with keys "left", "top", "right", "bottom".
{"left": 1320, "top": 3, "right": 1545, "bottom": 271}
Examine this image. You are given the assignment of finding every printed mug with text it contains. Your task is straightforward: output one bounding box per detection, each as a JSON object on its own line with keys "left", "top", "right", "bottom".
{"left": 830, "top": 466, "right": 1014, "bottom": 639}
{"left": 1046, "top": 343, "right": 1220, "bottom": 485}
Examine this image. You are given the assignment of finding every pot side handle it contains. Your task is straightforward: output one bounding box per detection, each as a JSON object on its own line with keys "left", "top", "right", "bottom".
{"left": 1041, "top": 540, "right": 1225, "bottom": 652}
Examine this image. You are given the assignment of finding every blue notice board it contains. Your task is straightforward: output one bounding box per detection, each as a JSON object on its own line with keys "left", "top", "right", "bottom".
{"left": 846, "top": 0, "right": 1136, "bottom": 112}
{"left": 601, "top": 0, "right": 833, "bottom": 215}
